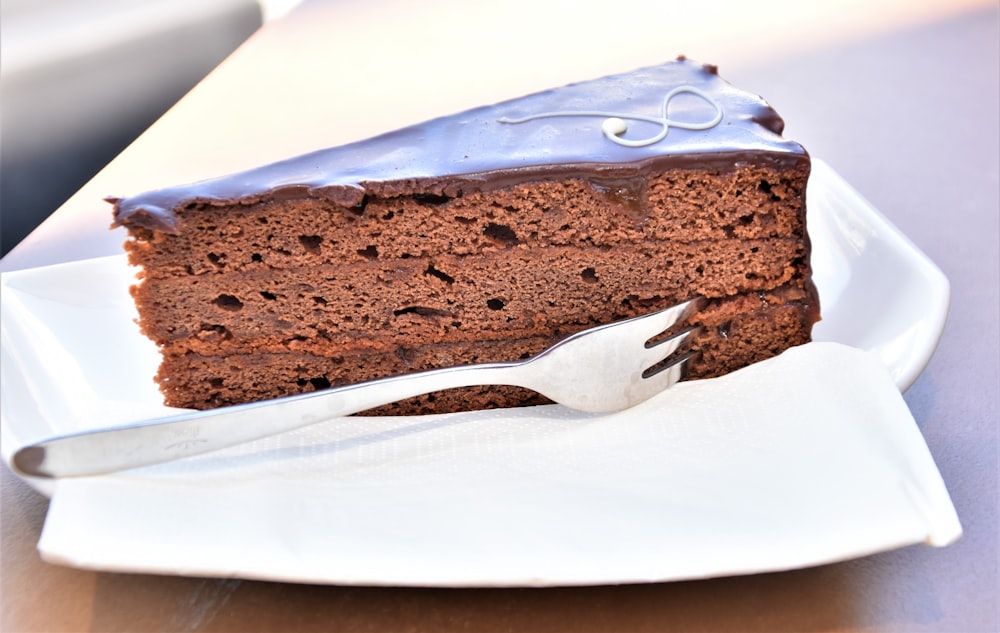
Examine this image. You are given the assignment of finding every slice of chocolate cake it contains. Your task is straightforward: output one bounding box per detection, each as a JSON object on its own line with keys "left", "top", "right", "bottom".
{"left": 111, "top": 57, "right": 819, "bottom": 414}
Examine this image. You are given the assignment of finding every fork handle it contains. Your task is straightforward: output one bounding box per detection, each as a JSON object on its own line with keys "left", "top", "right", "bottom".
{"left": 13, "top": 361, "right": 526, "bottom": 479}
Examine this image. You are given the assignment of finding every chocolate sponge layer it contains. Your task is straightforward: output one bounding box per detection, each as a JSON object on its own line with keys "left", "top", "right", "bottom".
{"left": 124, "top": 162, "right": 818, "bottom": 412}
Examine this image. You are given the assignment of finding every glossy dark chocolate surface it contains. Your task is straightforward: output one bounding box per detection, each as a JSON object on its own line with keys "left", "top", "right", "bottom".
{"left": 111, "top": 57, "right": 807, "bottom": 233}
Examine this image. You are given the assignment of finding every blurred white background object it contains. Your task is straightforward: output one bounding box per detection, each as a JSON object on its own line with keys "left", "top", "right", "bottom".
{"left": 0, "top": 0, "right": 304, "bottom": 254}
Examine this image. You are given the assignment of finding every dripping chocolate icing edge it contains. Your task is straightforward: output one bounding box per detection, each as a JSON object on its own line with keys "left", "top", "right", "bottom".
{"left": 110, "top": 58, "right": 808, "bottom": 234}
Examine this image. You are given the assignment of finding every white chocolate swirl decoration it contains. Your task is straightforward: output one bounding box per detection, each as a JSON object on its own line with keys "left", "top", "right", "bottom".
{"left": 498, "top": 85, "right": 723, "bottom": 148}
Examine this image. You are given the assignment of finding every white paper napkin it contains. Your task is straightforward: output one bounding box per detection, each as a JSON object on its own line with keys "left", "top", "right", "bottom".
{"left": 37, "top": 342, "right": 960, "bottom": 586}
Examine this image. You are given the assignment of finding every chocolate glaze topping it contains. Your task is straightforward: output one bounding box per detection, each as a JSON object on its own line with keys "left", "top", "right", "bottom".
{"left": 111, "top": 57, "right": 807, "bottom": 233}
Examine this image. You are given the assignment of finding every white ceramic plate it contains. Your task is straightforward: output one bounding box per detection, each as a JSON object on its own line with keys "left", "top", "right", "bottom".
{"left": 807, "top": 161, "right": 949, "bottom": 390}
{"left": 1, "top": 157, "right": 949, "bottom": 495}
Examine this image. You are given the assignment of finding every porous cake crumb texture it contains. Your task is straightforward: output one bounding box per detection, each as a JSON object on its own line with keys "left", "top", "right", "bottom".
{"left": 125, "top": 163, "right": 817, "bottom": 413}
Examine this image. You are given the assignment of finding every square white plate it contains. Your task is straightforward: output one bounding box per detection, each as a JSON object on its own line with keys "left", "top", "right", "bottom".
{"left": 0, "top": 160, "right": 954, "bottom": 585}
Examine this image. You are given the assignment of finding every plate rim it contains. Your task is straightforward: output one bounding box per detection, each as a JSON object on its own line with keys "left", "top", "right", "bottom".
{"left": 808, "top": 159, "right": 950, "bottom": 391}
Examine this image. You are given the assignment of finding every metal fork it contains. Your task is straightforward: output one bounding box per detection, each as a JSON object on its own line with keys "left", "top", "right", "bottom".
{"left": 12, "top": 298, "right": 700, "bottom": 479}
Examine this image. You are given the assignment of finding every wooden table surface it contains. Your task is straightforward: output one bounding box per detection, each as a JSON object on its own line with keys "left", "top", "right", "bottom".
{"left": 2, "top": 1, "right": 997, "bottom": 630}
